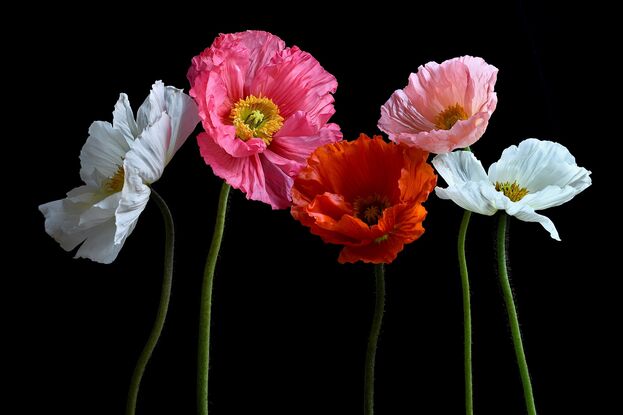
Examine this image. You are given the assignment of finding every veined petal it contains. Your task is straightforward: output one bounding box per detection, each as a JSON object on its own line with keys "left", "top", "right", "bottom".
{"left": 112, "top": 93, "right": 139, "bottom": 142}
{"left": 39, "top": 186, "right": 125, "bottom": 264}
{"left": 488, "top": 138, "right": 592, "bottom": 194}
{"left": 378, "top": 90, "right": 435, "bottom": 139}
{"left": 137, "top": 81, "right": 167, "bottom": 131}
{"left": 80, "top": 121, "right": 131, "bottom": 187}
{"left": 435, "top": 181, "right": 498, "bottom": 215}
{"left": 162, "top": 86, "right": 200, "bottom": 162}
{"left": 124, "top": 114, "right": 170, "bottom": 184}
{"left": 506, "top": 202, "right": 560, "bottom": 241}
{"left": 74, "top": 220, "right": 124, "bottom": 264}
{"left": 114, "top": 163, "right": 150, "bottom": 245}
{"left": 521, "top": 185, "right": 584, "bottom": 210}
{"left": 432, "top": 151, "right": 489, "bottom": 186}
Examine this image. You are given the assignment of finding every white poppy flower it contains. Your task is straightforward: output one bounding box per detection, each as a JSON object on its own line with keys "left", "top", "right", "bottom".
{"left": 39, "top": 81, "right": 199, "bottom": 263}
{"left": 432, "top": 138, "right": 591, "bottom": 240}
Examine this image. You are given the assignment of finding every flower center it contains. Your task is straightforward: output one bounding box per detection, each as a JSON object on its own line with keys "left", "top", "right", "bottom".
{"left": 434, "top": 103, "right": 469, "bottom": 130}
{"left": 230, "top": 95, "right": 284, "bottom": 145}
{"left": 353, "top": 194, "right": 391, "bottom": 226}
{"left": 495, "top": 181, "right": 529, "bottom": 202}
{"left": 105, "top": 165, "right": 125, "bottom": 193}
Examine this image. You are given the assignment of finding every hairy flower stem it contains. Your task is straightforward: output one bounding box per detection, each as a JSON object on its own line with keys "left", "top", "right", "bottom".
{"left": 125, "top": 189, "right": 175, "bottom": 415}
{"left": 197, "top": 183, "right": 230, "bottom": 415}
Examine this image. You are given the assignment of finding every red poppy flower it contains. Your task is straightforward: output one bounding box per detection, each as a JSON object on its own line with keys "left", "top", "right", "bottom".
{"left": 291, "top": 134, "right": 437, "bottom": 263}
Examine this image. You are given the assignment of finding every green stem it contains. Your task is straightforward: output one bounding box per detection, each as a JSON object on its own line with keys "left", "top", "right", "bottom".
{"left": 197, "top": 182, "right": 231, "bottom": 415}
{"left": 497, "top": 213, "right": 537, "bottom": 415}
{"left": 125, "top": 188, "right": 175, "bottom": 415}
{"left": 364, "top": 264, "right": 386, "bottom": 415}
{"left": 458, "top": 210, "right": 473, "bottom": 415}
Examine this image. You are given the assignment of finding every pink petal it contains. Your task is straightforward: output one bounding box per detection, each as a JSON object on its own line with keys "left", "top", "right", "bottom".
{"left": 394, "top": 111, "right": 491, "bottom": 153}
{"left": 271, "top": 111, "right": 342, "bottom": 166}
{"left": 378, "top": 90, "right": 435, "bottom": 140}
{"left": 250, "top": 47, "right": 337, "bottom": 124}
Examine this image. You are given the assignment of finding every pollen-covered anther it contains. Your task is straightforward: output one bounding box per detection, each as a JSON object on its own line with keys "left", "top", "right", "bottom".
{"left": 230, "top": 95, "right": 284, "bottom": 145}
{"left": 495, "top": 181, "right": 529, "bottom": 202}
{"left": 434, "top": 103, "right": 469, "bottom": 130}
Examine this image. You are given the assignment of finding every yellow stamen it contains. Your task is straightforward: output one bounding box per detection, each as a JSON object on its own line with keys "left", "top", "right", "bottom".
{"left": 495, "top": 181, "right": 529, "bottom": 202}
{"left": 434, "top": 103, "right": 469, "bottom": 130}
{"left": 353, "top": 194, "right": 391, "bottom": 226}
{"left": 105, "top": 165, "right": 125, "bottom": 193}
{"left": 230, "top": 95, "right": 284, "bottom": 145}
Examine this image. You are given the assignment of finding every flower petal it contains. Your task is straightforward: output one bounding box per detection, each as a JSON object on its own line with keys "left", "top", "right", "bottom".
{"left": 39, "top": 186, "right": 126, "bottom": 264}
{"left": 250, "top": 47, "right": 337, "bottom": 124}
{"left": 79, "top": 121, "right": 131, "bottom": 187}
{"left": 488, "top": 138, "right": 592, "bottom": 195}
{"left": 432, "top": 151, "right": 489, "bottom": 185}
{"left": 378, "top": 89, "right": 435, "bottom": 139}
{"left": 114, "top": 163, "right": 150, "bottom": 245}
{"left": 433, "top": 151, "right": 497, "bottom": 215}
{"left": 125, "top": 114, "right": 170, "bottom": 184}
{"left": 506, "top": 202, "right": 560, "bottom": 241}
{"left": 112, "top": 93, "right": 139, "bottom": 142}
{"left": 271, "top": 112, "right": 342, "bottom": 168}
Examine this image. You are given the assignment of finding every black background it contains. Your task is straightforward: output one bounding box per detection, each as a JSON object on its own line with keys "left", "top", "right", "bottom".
{"left": 14, "top": 1, "right": 616, "bottom": 414}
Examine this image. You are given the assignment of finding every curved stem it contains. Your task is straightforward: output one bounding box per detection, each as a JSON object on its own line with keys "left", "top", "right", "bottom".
{"left": 497, "top": 213, "right": 537, "bottom": 415}
{"left": 364, "top": 264, "right": 386, "bottom": 415}
{"left": 197, "top": 182, "right": 231, "bottom": 415}
{"left": 458, "top": 210, "right": 473, "bottom": 415}
{"left": 125, "top": 188, "right": 175, "bottom": 415}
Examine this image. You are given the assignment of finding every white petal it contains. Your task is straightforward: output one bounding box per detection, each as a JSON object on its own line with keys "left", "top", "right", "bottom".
{"left": 520, "top": 185, "right": 582, "bottom": 210}
{"left": 75, "top": 220, "right": 124, "bottom": 264}
{"left": 39, "top": 186, "right": 98, "bottom": 251}
{"left": 162, "top": 86, "right": 199, "bottom": 162}
{"left": 505, "top": 201, "right": 560, "bottom": 241}
{"left": 112, "top": 93, "right": 139, "bottom": 142}
{"left": 80, "top": 121, "right": 131, "bottom": 187}
{"left": 488, "top": 138, "right": 592, "bottom": 194}
{"left": 137, "top": 81, "right": 167, "bottom": 131}
{"left": 433, "top": 151, "right": 498, "bottom": 215}
{"left": 435, "top": 181, "right": 499, "bottom": 215}
{"left": 114, "top": 163, "right": 150, "bottom": 245}
{"left": 125, "top": 114, "right": 170, "bottom": 184}
{"left": 432, "top": 151, "right": 489, "bottom": 186}
{"left": 39, "top": 186, "right": 126, "bottom": 263}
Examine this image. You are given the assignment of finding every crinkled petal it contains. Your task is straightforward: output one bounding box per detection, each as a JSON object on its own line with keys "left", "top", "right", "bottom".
{"left": 521, "top": 185, "right": 585, "bottom": 210}
{"left": 432, "top": 151, "right": 489, "bottom": 186}
{"left": 271, "top": 112, "right": 342, "bottom": 167}
{"left": 39, "top": 186, "right": 126, "bottom": 264}
{"left": 251, "top": 47, "right": 337, "bottom": 123}
{"left": 379, "top": 89, "right": 435, "bottom": 140}
{"left": 435, "top": 181, "right": 498, "bottom": 215}
{"left": 506, "top": 202, "right": 560, "bottom": 241}
{"left": 79, "top": 121, "right": 130, "bottom": 187}
{"left": 488, "top": 138, "right": 592, "bottom": 194}
{"left": 197, "top": 132, "right": 272, "bottom": 205}
{"left": 112, "top": 93, "right": 139, "bottom": 142}
{"left": 394, "top": 111, "right": 491, "bottom": 153}
{"left": 114, "top": 163, "right": 150, "bottom": 244}
{"left": 74, "top": 220, "right": 124, "bottom": 264}
{"left": 125, "top": 114, "right": 170, "bottom": 184}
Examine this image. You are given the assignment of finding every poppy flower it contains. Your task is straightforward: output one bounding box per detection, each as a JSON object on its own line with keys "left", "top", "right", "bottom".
{"left": 378, "top": 56, "right": 498, "bottom": 153}
{"left": 433, "top": 138, "right": 591, "bottom": 240}
{"left": 39, "top": 82, "right": 199, "bottom": 263}
{"left": 188, "top": 30, "right": 342, "bottom": 209}
{"left": 291, "top": 134, "right": 437, "bottom": 263}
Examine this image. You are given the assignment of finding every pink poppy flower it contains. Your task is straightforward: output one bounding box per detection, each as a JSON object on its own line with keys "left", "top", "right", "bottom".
{"left": 188, "top": 30, "right": 342, "bottom": 209}
{"left": 378, "top": 56, "right": 498, "bottom": 153}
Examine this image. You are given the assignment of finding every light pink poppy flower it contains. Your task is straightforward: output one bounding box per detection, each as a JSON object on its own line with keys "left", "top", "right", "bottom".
{"left": 378, "top": 56, "right": 498, "bottom": 153}
{"left": 188, "top": 30, "right": 342, "bottom": 209}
